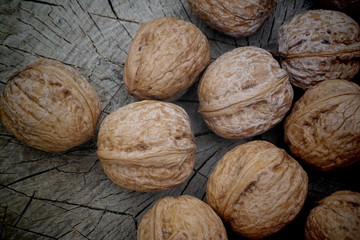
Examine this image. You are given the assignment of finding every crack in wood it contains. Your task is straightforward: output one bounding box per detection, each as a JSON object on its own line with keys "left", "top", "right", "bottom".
{"left": 14, "top": 192, "right": 35, "bottom": 227}
{"left": 89, "top": 12, "right": 140, "bottom": 25}
{"left": 22, "top": 0, "right": 62, "bottom": 8}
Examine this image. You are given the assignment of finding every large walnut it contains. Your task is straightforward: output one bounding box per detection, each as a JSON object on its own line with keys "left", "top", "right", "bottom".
{"left": 206, "top": 140, "right": 308, "bottom": 239}
{"left": 137, "top": 195, "right": 228, "bottom": 240}
{"left": 284, "top": 80, "right": 360, "bottom": 171}
{"left": 124, "top": 16, "right": 210, "bottom": 101}
{"left": 305, "top": 190, "right": 360, "bottom": 240}
{"left": 96, "top": 100, "right": 196, "bottom": 192}
{"left": 278, "top": 10, "right": 360, "bottom": 89}
{"left": 0, "top": 59, "right": 100, "bottom": 152}
{"left": 198, "top": 46, "right": 293, "bottom": 139}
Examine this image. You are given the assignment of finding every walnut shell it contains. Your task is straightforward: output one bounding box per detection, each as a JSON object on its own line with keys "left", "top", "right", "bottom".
{"left": 278, "top": 10, "right": 360, "bottom": 89}
{"left": 0, "top": 59, "right": 100, "bottom": 152}
{"left": 124, "top": 16, "right": 210, "bottom": 101}
{"left": 198, "top": 46, "right": 293, "bottom": 139}
{"left": 187, "top": 0, "right": 277, "bottom": 37}
{"left": 96, "top": 100, "right": 196, "bottom": 192}
{"left": 137, "top": 195, "right": 228, "bottom": 240}
{"left": 305, "top": 190, "right": 360, "bottom": 240}
{"left": 206, "top": 140, "right": 308, "bottom": 239}
{"left": 284, "top": 80, "right": 360, "bottom": 171}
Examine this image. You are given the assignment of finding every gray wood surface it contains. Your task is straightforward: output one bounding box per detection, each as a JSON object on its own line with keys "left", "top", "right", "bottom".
{"left": 0, "top": 0, "right": 359, "bottom": 239}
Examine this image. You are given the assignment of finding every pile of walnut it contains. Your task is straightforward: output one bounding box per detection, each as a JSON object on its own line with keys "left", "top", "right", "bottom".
{"left": 1, "top": 0, "right": 359, "bottom": 239}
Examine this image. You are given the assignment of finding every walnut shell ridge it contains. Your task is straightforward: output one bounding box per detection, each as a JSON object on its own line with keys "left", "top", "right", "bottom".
{"left": 284, "top": 80, "right": 360, "bottom": 171}
{"left": 0, "top": 59, "right": 101, "bottom": 152}
{"left": 137, "top": 195, "right": 228, "bottom": 240}
{"left": 124, "top": 16, "right": 210, "bottom": 101}
{"left": 206, "top": 140, "right": 308, "bottom": 239}
{"left": 96, "top": 100, "right": 196, "bottom": 192}
{"left": 198, "top": 46, "right": 293, "bottom": 139}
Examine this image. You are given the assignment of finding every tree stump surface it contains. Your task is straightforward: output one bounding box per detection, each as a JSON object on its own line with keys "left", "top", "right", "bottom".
{"left": 0, "top": 0, "right": 359, "bottom": 239}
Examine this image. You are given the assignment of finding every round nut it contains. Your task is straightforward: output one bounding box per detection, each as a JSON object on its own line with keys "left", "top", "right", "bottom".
{"left": 198, "top": 46, "right": 293, "bottom": 139}
{"left": 305, "top": 190, "right": 360, "bottom": 240}
{"left": 206, "top": 140, "right": 308, "bottom": 239}
{"left": 278, "top": 10, "right": 360, "bottom": 89}
{"left": 284, "top": 80, "right": 360, "bottom": 171}
{"left": 137, "top": 195, "right": 228, "bottom": 240}
{"left": 0, "top": 59, "right": 100, "bottom": 152}
{"left": 96, "top": 100, "right": 196, "bottom": 192}
{"left": 187, "top": 0, "right": 277, "bottom": 37}
{"left": 124, "top": 16, "right": 210, "bottom": 101}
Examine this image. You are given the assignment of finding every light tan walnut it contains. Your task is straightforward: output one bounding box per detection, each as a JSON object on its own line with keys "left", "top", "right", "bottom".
{"left": 278, "top": 10, "right": 360, "bottom": 89}
{"left": 206, "top": 140, "right": 308, "bottom": 239}
{"left": 284, "top": 80, "right": 360, "bottom": 171}
{"left": 0, "top": 59, "right": 100, "bottom": 152}
{"left": 198, "top": 46, "right": 293, "bottom": 139}
{"left": 96, "top": 100, "right": 196, "bottom": 192}
{"left": 187, "top": 0, "right": 277, "bottom": 37}
{"left": 137, "top": 195, "right": 228, "bottom": 240}
{"left": 124, "top": 16, "right": 210, "bottom": 101}
{"left": 305, "top": 190, "right": 360, "bottom": 240}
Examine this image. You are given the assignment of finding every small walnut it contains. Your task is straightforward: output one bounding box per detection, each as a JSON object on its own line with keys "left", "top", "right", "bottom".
{"left": 0, "top": 59, "right": 100, "bottom": 152}
{"left": 137, "top": 195, "right": 228, "bottom": 240}
{"left": 305, "top": 190, "right": 360, "bottom": 240}
{"left": 198, "top": 46, "right": 293, "bottom": 139}
{"left": 206, "top": 140, "right": 308, "bottom": 239}
{"left": 187, "top": 0, "right": 277, "bottom": 37}
{"left": 124, "top": 16, "right": 210, "bottom": 101}
{"left": 284, "top": 80, "right": 360, "bottom": 171}
{"left": 96, "top": 100, "right": 196, "bottom": 192}
{"left": 278, "top": 10, "right": 360, "bottom": 89}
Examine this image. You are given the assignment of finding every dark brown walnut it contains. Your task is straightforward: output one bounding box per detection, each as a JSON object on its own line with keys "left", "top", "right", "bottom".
{"left": 96, "top": 100, "right": 196, "bottom": 192}
{"left": 206, "top": 141, "right": 308, "bottom": 239}
{"left": 278, "top": 10, "right": 360, "bottom": 89}
{"left": 285, "top": 80, "right": 360, "bottom": 171}
{"left": 187, "top": 0, "right": 277, "bottom": 37}
{"left": 305, "top": 190, "right": 360, "bottom": 240}
{"left": 198, "top": 46, "right": 293, "bottom": 139}
{"left": 124, "top": 16, "right": 210, "bottom": 101}
{"left": 137, "top": 195, "right": 228, "bottom": 240}
{"left": 0, "top": 59, "right": 100, "bottom": 152}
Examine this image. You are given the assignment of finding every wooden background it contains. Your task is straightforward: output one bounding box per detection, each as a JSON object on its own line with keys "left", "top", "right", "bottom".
{"left": 0, "top": 0, "right": 359, "bottom": 239}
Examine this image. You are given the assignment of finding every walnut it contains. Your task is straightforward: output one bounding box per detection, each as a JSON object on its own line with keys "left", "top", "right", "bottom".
{"left": 206, "top": 140, "right": 308, "bottom": 239}
{"left": 305, "top": 190, "right": 360, "bottom": 240}
{"left": 0, "top": 59, "right": 100, "bottom": 152}
{"left": 124, "top": 16, "right": 210, "bottom": 101}
{"left": 284, "top": 80, "right": 360, "bottom": 171}
{"left": 198, "top": 46, "right": 293, "bottom": 139}
{"left": 278, "top": 10, "right": 360, "bottom": 89}
{"left": 137, "top": 195, "right": 228, "bottom": 240}
{"left": 187, "top": 0, "right": 277, "bottom": 37}
{"left": 96, "top": 100, "right": 196, "bottom": 192}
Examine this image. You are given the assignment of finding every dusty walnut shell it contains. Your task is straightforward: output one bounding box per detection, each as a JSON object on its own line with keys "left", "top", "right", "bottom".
{"left": 206, "top": 140, "right": 308, "bottom": 239}
{"left": 305, "top": 190, "right": 360, "bottom": 240}
{"left": 137, "top": 195, "right": 228, "bottom": 240}
{"left": 96, "top": 100, "right": 196, "bottom": 192}
{"left": 187, "top": 0, "right": 277, "bottom": 37}
{"left": 0, "top": 59, "right": 100, "bottom": 152}
{"left": 198, "top": 46, "right": 293, "bottom": 139}
{"left": 284, "top": 80, "right": 360, "bottom": 171}
{"left": 278, "top": 10, "right": 360, "bottom": 89}
{"left": 124, "top": 16, "right": 210, "bottom": 101}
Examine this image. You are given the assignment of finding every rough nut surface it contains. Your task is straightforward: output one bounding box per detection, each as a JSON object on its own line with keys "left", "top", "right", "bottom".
{"left": 0, "top": 59, "right": 100, "bottom": 152}
{"left": 206, "top": 140, "right": 308, "bottom": 239}
{"left": 96, "top": 100, "right": 196, "bottom": 192}
{"left": 285, "top": 80, "right": 360, "bottom": 171}
{"left": 198, "top": 46, "right": 293, "bottom": 139}
{"left": 305, "top": 190, "right": 360, "bottom": 240}
{"left": 137, "top": 195, "right": 228, "bottom": 240}
{"left": 124, "top": 16, "right": 210, "bottom": 101}
{"left": 187, "top": 0, "right": 277, "bottom": 37}
{"left": 278, "top": 10, "right": 360, "bottom": 89}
